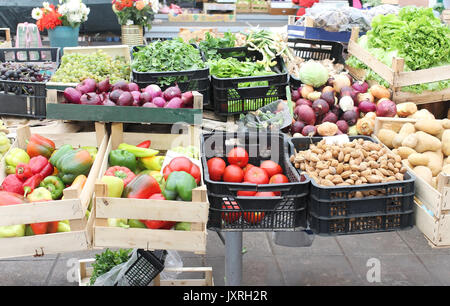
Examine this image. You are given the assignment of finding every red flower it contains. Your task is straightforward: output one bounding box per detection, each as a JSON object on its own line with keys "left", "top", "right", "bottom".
{"left": 115, "top": 1, "right": 124, "bottom": 10}
{"left": 122, "top": 0, "right": 133, "bottom": 7}
{"left": 36, "top": 6, "right": 62, "bottom": 31}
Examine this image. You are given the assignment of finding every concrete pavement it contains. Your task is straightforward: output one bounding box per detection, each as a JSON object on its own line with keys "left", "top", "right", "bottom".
{"left": 1, "top": 226, "right": 449, "bottom": 286}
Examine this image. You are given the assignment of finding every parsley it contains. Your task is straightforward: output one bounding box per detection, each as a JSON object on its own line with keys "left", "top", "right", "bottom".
{"left": 89, "top": 248, "right": 132, "bottom": 286}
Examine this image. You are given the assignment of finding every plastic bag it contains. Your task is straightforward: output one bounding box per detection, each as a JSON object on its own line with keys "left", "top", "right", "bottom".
{"left": 159, "top": 250, "right": 184, "bottom": 280}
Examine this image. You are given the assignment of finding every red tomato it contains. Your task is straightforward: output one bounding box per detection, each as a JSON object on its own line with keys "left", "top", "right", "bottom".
{"left": 244, "top": 167, "right": 269, "bottom": 185}
{"left": 254, "top": 192, "right": 276, "bottom": 197}
{"left": 243, "top": 211, "right": 265, "bottom": 224}
{"left": 269, "top": 174, "right": 289, "bottom": 184}
{"left": 237, "top": 190, "right": 257, "bottom": 196}
{"left": 223, "top": 165, "right": 244, "bottom": 183}
{"left": 227, "top": 147, "right": 249, "bottom": 168}
{"left": 207, "top": 157, "right": 226, "bottom": 181}
{"left": 260, "top": 160, "right": 283, "bottom": 178}
{"left": 221, "top": 202, "right": 241, "bottom": 223}
{"left": 242, "top": 163, "right": 255, "bottom": 176}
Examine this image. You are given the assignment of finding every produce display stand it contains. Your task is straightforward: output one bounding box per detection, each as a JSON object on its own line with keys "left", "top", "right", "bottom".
{"left": 287, "top": 16, "right": 364, "bottom": 43}
{"left": 78, "top": 257, "right": 214, "bottom": 286}
{"left": 46, "top": 90, "right": 203, "bottom": 125}
{"left": 347, "top": 28, "right": 450, "bottom": 104}
{"left": 92, "top": 123, "right": 209, "bottom": 254}
{"left": 373, "top": 117, "right": 450, "bottom": 248}
{"left": 0, "top": 47, "right": 60, "bottom": 119}
{"left": 0, "top": 28, "right": 12, "bottom": 48}
{"left": 0, "top": 123, "right": 108, "bottom": 259}
{"left": 45, "top": 45, "right": 132, "bottom": 91}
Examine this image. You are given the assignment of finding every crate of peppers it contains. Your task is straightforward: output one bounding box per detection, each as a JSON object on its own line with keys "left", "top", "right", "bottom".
{"left": 0, "top": 124, "right": 108, "bottom": 259}
{"left": 93, "top": 123, "right": 209, "bottom": 254}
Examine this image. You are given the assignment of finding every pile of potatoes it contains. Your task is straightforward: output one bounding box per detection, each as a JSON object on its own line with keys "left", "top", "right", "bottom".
{"left": 290, "top": 138, "right": 407, "bottom": 190}
{"left": 377, "top": 114, "right": 450, "bottom": 189}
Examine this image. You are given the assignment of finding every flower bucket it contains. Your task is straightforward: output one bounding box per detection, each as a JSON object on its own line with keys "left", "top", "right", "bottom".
{"left": 121, "top": 25, "right": 143, "bottom": 46}
{"left": 48, "top": 25, "right": 79, "bottom": 52}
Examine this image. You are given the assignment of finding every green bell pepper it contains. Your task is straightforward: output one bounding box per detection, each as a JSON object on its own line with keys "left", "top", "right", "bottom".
{"left": 128, "top": 219, "right": 147, "bottom": 228}
{"left": 49, "top": 144, "right": 73, "bottom": 169}
{"left": 40, "top": 176, "right": 65, "bottom": 200}
{"left": 56, "top": 149, "right": 93, "bottom": 185}
{"left": 109, "top": 149, "right": 137, "bottom": 173}
{"left": 5, "top": 148, "right": 30, "bottom": 175}
{"left": 57, "top": 221, "right": 71, "bottom": 232}
{"left": 175, "top": 222, "right": 191, "bottom": 231}
{"left": 162, "top": 171, "right": 197, "bottom": 201}
{"left": 81, "top": 146, "right": 98, "bottom": 161}
{"left": 117, "top": 143, "right": 159, "bottom": 158}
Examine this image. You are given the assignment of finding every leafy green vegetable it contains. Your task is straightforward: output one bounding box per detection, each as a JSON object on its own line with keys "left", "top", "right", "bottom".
{"left": 209, "top": 57, "right": 274, "bottom": 79}
{"left": 89, "top": 248, "right": 132, "bottom": 286}
{"left": 131, "top": 38, "right": 206, "bottom": 86}
{"left": 195, "top": 32, "right": 242, "bottom": 61}
{"left": 346, "top": 6, "right": 450, "bottom": 94}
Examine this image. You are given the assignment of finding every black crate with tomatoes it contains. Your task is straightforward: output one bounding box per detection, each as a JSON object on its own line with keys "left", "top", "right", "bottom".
{"left": 200, "top": 132, "right": 310, "bottom": 231}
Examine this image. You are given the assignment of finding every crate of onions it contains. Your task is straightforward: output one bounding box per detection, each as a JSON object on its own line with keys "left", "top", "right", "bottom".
{"left": 46, "top": 79, "right": 203, "bottom": 125}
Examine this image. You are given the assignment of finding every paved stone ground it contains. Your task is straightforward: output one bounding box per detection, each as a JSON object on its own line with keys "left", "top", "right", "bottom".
{"left": 1, "top": 226, "right": 449, "bottom": 286}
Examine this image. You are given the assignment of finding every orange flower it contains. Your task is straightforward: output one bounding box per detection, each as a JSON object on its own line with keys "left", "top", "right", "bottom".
{"left": 115, "top": 1, "right": 124, "bottom": 10}
{"left": 122, "top": 0, "right": 133, "bottom": 7}
{"left": 135, "top": 0, "right": 146, "bottom": 10}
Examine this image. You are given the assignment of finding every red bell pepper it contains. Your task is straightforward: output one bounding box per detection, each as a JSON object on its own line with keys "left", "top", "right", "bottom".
{"left": 140, "top": 220, "right": 176, "bottom": 230}
{"left": 104, "top": 166, "right": 136, "bottom": 187}
{"left": 16, "top": 163, "right": 33, "bottom": 181}
{"left": 162, "top": 156, "right": 201, "bottom": 185}
{"left": 29, "top": 155, "right": 54, "bottom": 178}
{"left": 137, "top": 140, "right": 151, "bottom": 148}
{"left": 0, "top": 190, "right": 29, "bottom": 204}
{"left": 23, "top": 174, "right": 43, "bottom": 197}
{"left": 149, "top": 193, "right": 166, "bottom": 200}
{"left": 26, "top": 134, "right": 55, "bottom": 159}
{"left": 30, "top": 222, "right": 48, "bottom": 235}
{"left": 46, "top": 222, "right": 60, "bottom": 234}
{"left": 1, "top": 174, "right": 25, "bottom": 195}
{"left": 123, "top": 174, "right": 161, "bottom": 199}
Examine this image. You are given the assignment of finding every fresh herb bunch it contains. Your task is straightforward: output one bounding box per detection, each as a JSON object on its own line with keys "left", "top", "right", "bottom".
{"left": 131, "top": 38, "right": 206, "bottom": 86}
{"left": 346, "top": 6, "right": 450, "bottom": 94}
{"left": 196, "top": 32, "right": 238, "bottom": 61}
{"left": 89, "top": 248, "right": 132, "bottom": 285}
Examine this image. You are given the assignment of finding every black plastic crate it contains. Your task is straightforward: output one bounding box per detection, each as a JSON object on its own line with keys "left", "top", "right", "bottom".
{"left": 309, "top": 211, "right": 414, "bottom": 236}
{"left": 0, "top": 47, "right": 60, "bottom": 118}
{"left": 211, "top": 48, "right": 289, "bottom": 115}
{"left": 114, "top": 249, "right": 167, "bottom": 286}
{"left": 200, "top": 131, "right": 310, "bottom": 231}
{"left": 288, "top": 135, "right": 415, "bottom": 235}
{"left": 130, "top": 43, "right": 211, "bottom": 108}
{"left": 288, "top": 38, "right": 344, "bottom": 90}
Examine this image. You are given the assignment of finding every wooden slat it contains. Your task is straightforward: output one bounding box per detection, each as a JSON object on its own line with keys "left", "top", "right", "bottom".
{"left": 95, "top": 198, "right": 209, "bottom": 223}
{"left": 397, "top": 65, "right": 450, "bottom": 87}
{"left": 93, "top": 225, "right": 207, "bottom": 253}
{"left": 348, "top": 40, "right": 395, "bottom": 84}
{"left": 392, "top": 87, "right": 450, "bottom": 104}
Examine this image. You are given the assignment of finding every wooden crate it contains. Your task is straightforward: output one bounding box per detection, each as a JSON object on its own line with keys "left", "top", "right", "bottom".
{"left": 168, "top": 12, "right": 236, "bottom": 22}
{"left": 443, "top": 10, "right": 450, "bottom": 25}
{"left": 78, "top": 258, "right": 213, "bottom": 286}
{"left": 93, "top": 122, "right": 209, "bottom": 254}
{"left": 203, "top": 3, "right": 236, "bottom": 14}
{"left": 45, "top": 45, "right": 132, "bottom": 91}
{"left": 347, "top": 28, "right": 450, "bottom": 105}
{"left": 373, "top": 117, "right": 450, "bottom": 247}
{"left": 236, "top": 0, "right": 252, "bottom": 13}
{"left": 0, "top": 123, "right": 108, "bottom": 259}
{"left": 0, "top": 28, "right": 12, "bottom": 48}
{"left": 46, "top": 90, "right": 203, "bottom": 125}
{"left": 269, "top": 7, "right": 297, "bottom": 15}
{"left": 251, "top": 1, "right": 269, "bottom": 13}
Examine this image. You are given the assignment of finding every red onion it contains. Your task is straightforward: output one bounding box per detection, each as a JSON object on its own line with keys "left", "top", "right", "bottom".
{"left": 152, "top": 97, "right": 166, "bottom": 108}
{"left": 181, "top": 91, "right": 194, "bottom": 107}
{"left": 131, "top": 91, "right": 141, "bottom": 103}
{"left": 112, "top": 80, "right": 129, "bottom": 91}
{"left": 296, "top": 98, "right": 312, "bottom": 107}
{"left": 312, "top": 99, "right": 330, "bottom": 116}
{"left": 164, "top": 97, "right": 183, "bottom": 108}
{"left": 64, "top": 87, "right": 82, "bottom": 104}
{"left": 291, "top": 89, "right": 301, "bottom": 102}
{"left": 336, "top": 120, "right": 349, "bottom": 134}
{"left": 321, "top": 112, "right": 338, "bottom": 123}
{"left": 127, "top": 82, "right": 140, "bottom": 92}
{"left": 97, "top": 78, "right": 111, "bottom": 93}
{"left": 117, "top": 91, "right": 133, "bottom": 106}
{"left": 80, "top": 92, "right": 102, "bottom": 105}
{"left": 302, "top": 125, "right": 317, "bottom": 137}
{"left": 163, "top": 85, "right": 182, "bottom": 101}
{"left": 352, "top": 81, "right": 368, "bottom": 94}
{"left": 140, "top": 92, "right": 152, "bottom": 104}
{"left": 76, "top": 78, "right": 97, "bottom": 94}
{"left": 290, "top": 121, "right": 305, "bottom": 134}
{"left": 320, "top": 91, "right": 335, "bottom": 108}
{"left": 376, "top": 99, "right": 397, "bottom": 117}
{"left": 342, "top": 110, "right": 358, "bottom": 126}
{"left": 295, "top": 105, "right": 316, "bottom": 126}
{"left": 142, "top": 102, "right": 157, "bottom": 108}
{"left": 358, "top": 100, "right": 377, "bottom": 113}
{"left": 103, "top": 99, "right": 116, "bottom": 106}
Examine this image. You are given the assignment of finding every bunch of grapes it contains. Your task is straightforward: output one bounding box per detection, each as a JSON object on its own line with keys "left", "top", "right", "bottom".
{"left": 0, "top": 62, "right": 51, "bottom": 82}
{"left": 50, "top": 50, "right": 131, "bottom": 84}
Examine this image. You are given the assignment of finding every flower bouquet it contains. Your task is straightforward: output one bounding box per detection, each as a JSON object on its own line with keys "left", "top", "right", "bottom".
{"left": 31, "top": 0, "right": 90, "bottom": 49}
